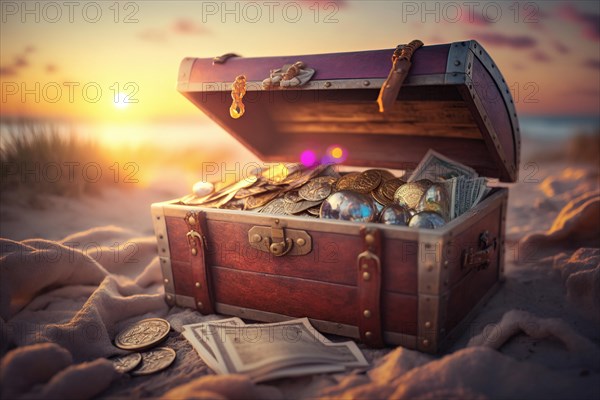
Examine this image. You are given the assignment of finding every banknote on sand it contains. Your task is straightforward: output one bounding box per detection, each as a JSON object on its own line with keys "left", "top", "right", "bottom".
{"left": 182, "top": 318, "right": 368, "bottom": 382}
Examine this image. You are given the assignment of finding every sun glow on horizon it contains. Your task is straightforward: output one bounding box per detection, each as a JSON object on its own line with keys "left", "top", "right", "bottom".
{"left": 114, "top": 93, "right": 131, "bottom": 110}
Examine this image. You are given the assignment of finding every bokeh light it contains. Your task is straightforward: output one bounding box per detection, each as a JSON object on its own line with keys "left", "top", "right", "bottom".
{"left": 331, "top": 147, "right": 343, "bottom": 159}
{"left": 322, "top": 145, "right": 347, "bottom": 164}
{"left": 300, "top": 150, "right": 317, "bottom": 167}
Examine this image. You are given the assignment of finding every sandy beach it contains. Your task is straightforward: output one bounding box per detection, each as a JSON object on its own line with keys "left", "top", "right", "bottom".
{"left": 1, "top": 133, "right": 599, "bottom": 399}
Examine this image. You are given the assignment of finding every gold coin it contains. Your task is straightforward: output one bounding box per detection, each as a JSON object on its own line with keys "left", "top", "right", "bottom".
{"left": 220, "top": 198, "right": 246, "bottom": 210}
{"left": 373, "top": 169, "right": 395, "bottom": 181}
{"left": 372, "top": 187, "right": 393, "bottom": 207}
{"left": 115, "top": 318, "right": 170, "bottom": 351}
{"left": 334, "top": 172, "right": 359, "bottom": 191}
{"left": 245, "top": 191, "right": 281, "bottom": 210}
{"left": 131, "top": 347, "right": 176, "bottom": 376}
{"left": 283, "top": 190, "right": 303, "bottom": 203}
{"left": 307, "top": 206, "right": 321, "bottom": 215}
{"left": 313, "top": 176, "right": 337, "bottom": 185}
{"left": 299, "top": 179, "right": 332, "bottom": 202}
{"left": 319, "top": 165, "right": 341, "bottom": 179}
{"left": 284, "top": 199, "right": 323, "bottom": 215}
{"left": 380, "top": 178, "right": 406, "bottom": 202}
{"left": 234, "top": 185, "right": 268, "bottom": 199}
{"left": 393, "top": 180, "right": 432, "bottom": 209}
{"left": 353, "top": 170, "right": 382, "bottom": 193}
{"left": 198, "top": 175, "right": 258, "bottom": 204}
{"left": 259, "top": 198, "right": 288, "bottom": 215}
{"left": 282, "top": 164, "right": 328, "bottom": 189}
{"left": 111, "top": 352, "right": 142, "bottom": 374}
{"left": 201, "top": 191, "right": 236, "bottom": 208}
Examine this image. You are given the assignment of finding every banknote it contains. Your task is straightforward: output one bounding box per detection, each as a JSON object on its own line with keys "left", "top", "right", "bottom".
{"left": 408, "top": 149, "right": 477, "bottom": 183}
{"left": 182, "top": 317, "right": 368, "bottom": 382}
{"left": 182, "top": 317, "right": 243, "bottom": 374}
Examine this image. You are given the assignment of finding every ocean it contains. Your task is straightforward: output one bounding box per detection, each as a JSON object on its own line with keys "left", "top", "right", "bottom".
{"left": 1, "top": 115, "right": 598, "bottom": 153}
{"left": 518, "top": 116, "right": 599, "bottom": 140}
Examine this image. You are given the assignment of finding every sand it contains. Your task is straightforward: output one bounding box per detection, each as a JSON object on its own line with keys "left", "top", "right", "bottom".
{"left": 1, "top": 138, "right": 599, "bottom": 399}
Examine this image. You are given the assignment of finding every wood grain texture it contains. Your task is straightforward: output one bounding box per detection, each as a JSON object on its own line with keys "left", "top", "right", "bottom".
{"left": 184, "top": 83, "right": 503, "bottom": 178}
{"left": 443, "top": 252, "right": 499, "bottom": 333}
{"left": 210, "top": 265, "right": 418, "bottom": 335}
{"left": 171, "top": 259, "right": 195, "bottom": 298}
{"left": 381, "top": 238, "right": 418, "bottom": 294}
{"left": 187, "top": 45, "right": 450, "bottom": 83}
{"left": 181, "top": 43, "right": 517, "bottom": 182}
{"left": 273, "top": 135, "right": 499, "bottom": 178}
{"left": 166, "top": 216, "right": 419, "bottom": 294}
{"left": 471, "top": 57, "right": 516, "bottom": 177}
{"left": 444, "top": 204, "right": 502, "bottom": 290}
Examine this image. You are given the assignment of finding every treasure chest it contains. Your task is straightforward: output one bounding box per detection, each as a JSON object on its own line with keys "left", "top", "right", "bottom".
{"left": 151, "top": 40, "right": 519, "bottom": 353}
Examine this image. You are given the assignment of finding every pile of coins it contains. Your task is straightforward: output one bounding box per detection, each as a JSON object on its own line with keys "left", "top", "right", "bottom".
{"left": 110, "top": 318, "right": 176, "bottom": 376}
{"left": 182, "top": 163, "right": 451, "bottom": 229}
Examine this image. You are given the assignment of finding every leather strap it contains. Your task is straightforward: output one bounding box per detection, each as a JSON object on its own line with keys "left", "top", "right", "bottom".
{"left": 357, "top": 227, "right": 384, "bottom": 347}
{"left": 184, "top": 211, "right": 215, "bottom": 314}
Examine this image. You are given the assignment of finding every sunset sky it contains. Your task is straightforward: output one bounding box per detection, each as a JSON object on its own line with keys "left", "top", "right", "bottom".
{"left": 1, "top": 0, "right": 599, "bottom": 125}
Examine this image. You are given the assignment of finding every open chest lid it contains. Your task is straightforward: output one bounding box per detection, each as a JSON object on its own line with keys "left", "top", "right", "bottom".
{"left": 178, "top": 40, "right": 520, "bottom": 182}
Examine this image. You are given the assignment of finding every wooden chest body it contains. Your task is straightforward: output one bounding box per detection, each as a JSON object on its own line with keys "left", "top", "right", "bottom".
{"left": 153, "top": 40, "right": 518, "bottom": 353}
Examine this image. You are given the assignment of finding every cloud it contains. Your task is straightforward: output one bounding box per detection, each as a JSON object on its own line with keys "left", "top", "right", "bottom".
{"left": 582, "top": 59, "right": 600, "bottom": 70}
{"left": 470, "top": 32, "right": 537, "bottom": 49}
{"left": 0, "top": 66, "right": 17, "bottom": 77}
{"left": 562, "top": 88, "right": 600, "bottom": 97}
{"left": 531, "top": 50, "right": 552, "bottom": 63}
{"left": 552, "top": 40, "right": 570, "bottom": 54}
{"left": 172, "top": 19, "right": 209, "bottom": 35}
{"left": 0, "top": 47, "right": 33, "bottom": 77}
{"left": 14, "top": 56, "right": 28, "bottom": 68}
{"left": 457, "top": 6, "right": 494, "bottom": 26}
{"left": 138, "top": 18, "right": 210, "bottom": 43}
{"left": 138, "top": 28, "right": 168, "bottom": 43}
{"left": 556, "top": 4, "right": 600, "bottom": 41}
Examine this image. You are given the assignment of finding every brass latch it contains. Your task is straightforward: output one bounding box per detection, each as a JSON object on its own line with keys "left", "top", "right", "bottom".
{"left": 185, "top": 212, "right": 207, "bottom": 257}
{"left": 248, "top": 224, "right": 312, "bottom": 257}
{"left": 462, "top": 231, "right": 497, "bottom": 271}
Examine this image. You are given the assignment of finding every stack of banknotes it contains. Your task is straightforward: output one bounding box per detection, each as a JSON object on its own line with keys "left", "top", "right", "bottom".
{"left": 182, "top": 317, "right": 368, "bottom": 382}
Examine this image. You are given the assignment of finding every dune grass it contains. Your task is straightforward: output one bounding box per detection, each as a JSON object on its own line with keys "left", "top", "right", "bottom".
{"left": 0, "top": 122, "right": 129, "bottom": 197}
{"left": 0, "top": 121, "right": 232, "bottom": 205}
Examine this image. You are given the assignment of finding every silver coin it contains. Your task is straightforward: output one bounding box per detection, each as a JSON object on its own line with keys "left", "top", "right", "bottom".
{"left": 259, "top": 198, "right": 287, "bottom": 215}
{"left": 283, "top": 191, "right": 303, "bottom": 203}
{"left": 299, "top": 179, "right": 332, "bottom": 201}
{"left": 284, "top": 199, "right": 323, "bottom": 215}
{"left": 131, "top": 347, "right": 176, "bottom": 376}
{"left": 416, "top": 183, "right": 450, "bottom": 221}
{"left": 307, "top": 206, "right": 321, "bottom": 216}
{"left": 379, "top": 204, "right": 411, "bottom": 226}
{"left": 320, "top": 190, "right": 377, "bottom": 222}
{"left": 313, "top": 175, "right": 338, "bottom": 185}
{"left": 115, "top": 318, "right": 170, "bottom": 351}
{"left": 408, "top": 211, "right": 446, "bottom": 229}
{"left": 319, "top": 165, "right": 341, "bottom": 179}
{"left": 373, "top": 200, "right": 385, "bottom": 213}
{"left": 111, "top": 352, "right": 142, "bottom": 374}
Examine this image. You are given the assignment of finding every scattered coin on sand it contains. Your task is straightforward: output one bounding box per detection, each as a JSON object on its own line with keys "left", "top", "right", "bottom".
{"left": 111, "top": 352, "right": 142, "bottom": 374}
{"left": 131, "top": 347, "right": 177, "bottom": 376}
{"left": 115, "top": 318, "right": 171, "bottom": 351}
